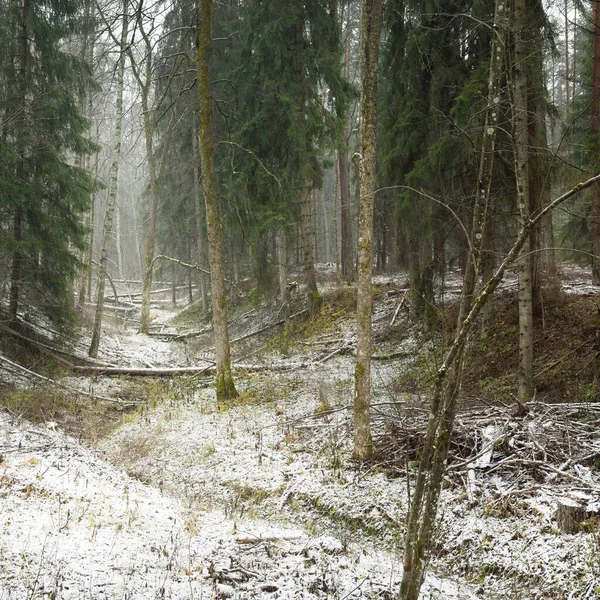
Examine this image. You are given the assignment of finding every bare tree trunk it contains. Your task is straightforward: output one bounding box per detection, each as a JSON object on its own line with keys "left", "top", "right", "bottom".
{"left": 301, "top": 190, "right": 319, "bottom": 313}
{"left": 138, "top": 68, "right": 159, "bottom": 334}
{"left": 196, "top": 0, "right": 238, "bottom": 401}
{"left": 192, "top": 122, "right": 209, "bottom": 311}
{"left": 480, "top": 213, "right": 495, "bottom": 336}
{"left": 86, "top": 134, "right": 99, "bottom": 302}
{"left": 565, "top": 0, "right": 570, "bottom": 121}
{"left": 334, "top": 153, "right": 341, "bottom": 279}
{"left": 514, "top": 0, "right": 534, "bottom": 401}
{"left": 115, "top": 203, "right": 123, "bottom": 279}
{"left": 399, "top": 0, "right": 507, "bottom": 595}
{"left": 592, "top": 0, "right": 600, "bottom": 284}
{"left": 131, "top": 12, "right": 178, "bottom": 334}
{"left": 276, "top": 227, "right": 290, "bottom": 313}
{"left": 89, "top": 0, "right": 127, "bottom": 358}
{"left": 339, "top": 4, "right": 354, "bottom": 283}
{"left": 8, "top": 0, "right": 30, "bottom": 324}
{"left": 353, "top": 0, "right": 383, "bottom": 462}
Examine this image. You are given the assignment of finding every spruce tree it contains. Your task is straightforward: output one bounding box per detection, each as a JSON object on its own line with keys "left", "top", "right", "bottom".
{"left": 0, "top": 0, "right": 95, "bottom": 326}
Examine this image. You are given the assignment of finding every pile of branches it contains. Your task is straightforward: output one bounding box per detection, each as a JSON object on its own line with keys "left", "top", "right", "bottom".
{"left": 375, "top": 401, "right": 600, "bottom": 497}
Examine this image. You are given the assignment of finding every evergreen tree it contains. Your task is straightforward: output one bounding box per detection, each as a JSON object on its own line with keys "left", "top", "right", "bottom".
{"left": 225, "top": 0, "right": 350, "bottom": 307}
{"left": 0, "top": 0, "right": 95, "bottom": 326}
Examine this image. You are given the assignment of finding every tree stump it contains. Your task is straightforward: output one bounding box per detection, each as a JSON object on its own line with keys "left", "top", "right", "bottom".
{"left": 555, "top": 498, "right": 587, "bottom": 534}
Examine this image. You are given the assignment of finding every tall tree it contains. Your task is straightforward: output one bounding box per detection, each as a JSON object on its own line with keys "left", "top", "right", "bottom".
{"left": 127, "top": 0, "right": 177, "bottom": 335}
{"left": 399, "top": 0, "right": 508, "bottom": 595}
{"left": 338, "top": 1, "right": 355, "bottom": 284}
{"left": 196, "top": 0, "right": 238, "bottom": 401}
{"left": 513, "top": 0, "right": 534, "bottom": 400}
{"left": 89, "top": 0, "right": 128, "bottom": 357}
{"left": 1, "top": 0, "right": 94, "bottom": 326}
{"left": 592, "top": 0, "right": 600, "bottom": 283}
{"left": 352, "top": 0, "right": 383, "bottom": 462}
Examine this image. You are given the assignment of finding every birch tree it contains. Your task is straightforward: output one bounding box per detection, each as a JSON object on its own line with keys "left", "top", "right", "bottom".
{"left": 89, "top": 0, "right": 128, "bottom": 358}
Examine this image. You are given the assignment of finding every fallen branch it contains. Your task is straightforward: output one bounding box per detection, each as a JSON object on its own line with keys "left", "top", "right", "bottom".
{"left": 0, "top": 325, "right": 115, "bottom": 369}
{"left": 231, "top": 309, "right": 308, "bottom": 344}
{"left": 234, "top": 535, "right": 304, "bottom": 545}
{"left": 105, "top": 284, "right": 195, "bottom": 302}
{"left": 390, "top": 291, "right": 408, "bottom": 326}
{"left": 372, "top": 348, "right": 413, "bottom": 361}
{"left": 0, "top": 352, "right": 125, "bottom": 404}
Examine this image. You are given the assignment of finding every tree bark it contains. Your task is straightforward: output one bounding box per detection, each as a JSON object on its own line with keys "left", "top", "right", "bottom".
{"left": 89, "top": 0, "right": 127, "bottom": 358}
{"left": 353, "top": 0, "right": 383, "bottom": 462}
{"left": 276, "top": 227, "right": 290, "bottom": 313}
{"left": 339, "top": 4, "right": 354, "bottom": 283}
{"left": 591, "top": 0, "right": 600, "bottom": 284}
{"left": 301, "top": 189, "right": 320, "bottom": 314}
{"left": 131, "top": 10, "right": 178, "bottom": 334}
{"left": 293, "top": 20, "right": 320, "bottom": 315}
{"left": 192, "top": 121, "right": 209, "bottom": 311}
{"left": 8, "top": 0, "right": 30, "bottom": 324}
{"left": 196, "top": 0, "right": 238, "bottom": 401}
{"left": 564, "top": 0, "right": 570, "bottom": 121}
{"left": 514, "top": 0, "right": 534, "bottom": 401}
{"left": 138, "top": 53, "right": 159, "bottom": 334}
{"left": 399, "top": 0, "right": 507, "bottom": 595}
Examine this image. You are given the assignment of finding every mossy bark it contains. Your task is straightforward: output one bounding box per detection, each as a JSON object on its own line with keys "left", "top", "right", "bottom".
{"left": 196, "top": 0, "right": 237, "bottom": 402}
{"left": 191, "top": 121, "right": 209, "bottom": 312}
{"left": 353, "top": 0, "right": 383, "bottom": 462}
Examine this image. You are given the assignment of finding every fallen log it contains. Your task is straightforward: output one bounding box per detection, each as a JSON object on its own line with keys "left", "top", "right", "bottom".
{"left": 72, "top": 365, "right": 216, "bottom": 377}
{"left": 71, "top": 360, "right": 310, "bottom": 377}
{"left": 105, "top": 284, "right": 195, "bottom": 302}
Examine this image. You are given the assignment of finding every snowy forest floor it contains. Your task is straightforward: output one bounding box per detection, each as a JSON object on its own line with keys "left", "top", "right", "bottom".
{"left": 1, "top": 263, "right": 600, "bottom": 599}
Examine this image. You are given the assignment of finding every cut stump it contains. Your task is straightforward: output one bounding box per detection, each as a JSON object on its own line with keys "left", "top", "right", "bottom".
{"left": 555, "top": 497, "right": 587, "bottom": 534}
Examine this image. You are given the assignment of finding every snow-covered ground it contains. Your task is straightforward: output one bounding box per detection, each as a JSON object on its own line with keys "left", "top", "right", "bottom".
{"left": 2, "top": 265, "right": 600, "bottom": 599}
{"left": 0, "top": 408, "right": 479, "bottom": 599}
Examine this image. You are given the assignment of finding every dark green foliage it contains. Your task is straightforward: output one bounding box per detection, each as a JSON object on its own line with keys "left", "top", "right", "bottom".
{"left": 151, "top": 0, "right": 351, "bottom": 300}
{"left": 0, "top": 0, "right": 96, "bottom": 324}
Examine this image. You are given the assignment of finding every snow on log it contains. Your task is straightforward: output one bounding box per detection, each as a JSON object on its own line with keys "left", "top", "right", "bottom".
{"left": 71, "top": 361, "right": 311, "bottom": 377}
